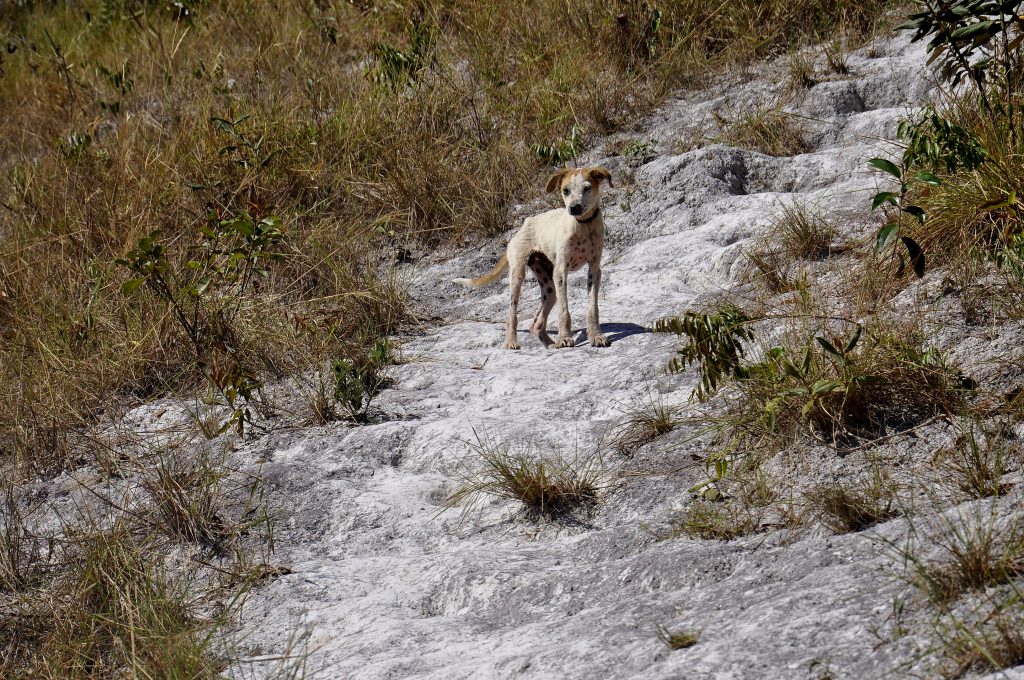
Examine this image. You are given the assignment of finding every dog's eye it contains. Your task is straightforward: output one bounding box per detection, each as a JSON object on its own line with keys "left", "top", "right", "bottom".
{"left": 562, "top": 189, "right": 569, "bottom": 196}
{"left": 583, "top": 185, "right": 591, "bottom": 192}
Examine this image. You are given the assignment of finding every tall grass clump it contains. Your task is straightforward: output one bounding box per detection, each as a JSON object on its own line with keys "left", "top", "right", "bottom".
{"left": 445, "top": 436, "right": 603, "bottom": 518}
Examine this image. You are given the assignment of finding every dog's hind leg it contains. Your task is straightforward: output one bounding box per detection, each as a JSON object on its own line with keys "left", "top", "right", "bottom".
{"left": 527, "top": 253, "right": 555, "bottom": 347}
{"left": 504, "top": 257, "right": 526, "bottom": 350}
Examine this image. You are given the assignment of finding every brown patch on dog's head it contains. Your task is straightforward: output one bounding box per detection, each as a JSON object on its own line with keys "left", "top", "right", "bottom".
{"left": 585, "top": 166, "right": 613, "bottom": 188}
{"left": 545, "top": 168, "right": 572, "bottom": 193}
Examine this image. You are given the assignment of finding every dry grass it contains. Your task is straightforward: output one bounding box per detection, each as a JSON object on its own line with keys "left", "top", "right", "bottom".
{"left": 445, "top": 437, "right": 603, "bottom": 519}
{"left": 771, "top": 201, "right": 837, "bottom": 260}
{"left": 805, "top": 466, "right": 899, "bottom": 534}
{"left": 744, "top": 201, "right": 836, "bottom": 292}
{"left": 0, "top": 454, "right": 285, "bottom": 678}
{"left": 714, "top": 103, "right": 812, "bottom": 156}
{"left": 933, "top": 424, "right": 1020, "bottom": 500}
{"left": 786, "top": 50, "right": 818, "bottom": 90}
{"left": 2, "top": 522, "right": 222, "bottom": 679}
{"left": 904, "top": 507, "right": 1024, "bottom": 607}
{"left": 611, "top": 393, "right": 680, "bottom": 456}
{"left": 142, "top": 450, "right": 229, "bottom": 547}
{"left": 656, "top": 624, "right": 701, "bottom": 650}
{"left": 938, "top": 587, "right": 1024, "bottom": 679}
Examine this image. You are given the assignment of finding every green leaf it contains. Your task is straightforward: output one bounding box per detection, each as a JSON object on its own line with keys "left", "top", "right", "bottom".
{"left": 913, "top": 171, "right": 941, "bottom": 186}
{"left": 903, "top": 205, "right": 926, "bottom": 224}
{"left": 816, "top": 336, "right": 843, "bottom": 359}
{"left": 844, "top": 326, "right": 862, "bottom": 354}
{"left": 871, "top": 192, "right": 899, "bottom": 210}
{"left": 121, "top": 278, "right": 145, "bottom": 295}
{"left": 811, "top": 380, "right": 845, "bottom": 396}
{"left": 901, "top": 236, "right": 926, "bottom": 278}
{"left": 868, "top": 158, "right": 902, "bottom": 179}
{"left": 876, "top": 223, "right": 899, "bottom": 252}
{"left": 949, "top": 21, "right": 995, "bottom": 41}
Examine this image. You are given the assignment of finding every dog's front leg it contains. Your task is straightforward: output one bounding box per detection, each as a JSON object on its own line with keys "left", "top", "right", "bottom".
{"left": 586, "top": 261, "right": 609, "bottom": 347}
{"left": 553, "top": 256, "right": 574, "bottom": 348}
{"left": 504, "top": 261, "right": 525, "bottom": 350}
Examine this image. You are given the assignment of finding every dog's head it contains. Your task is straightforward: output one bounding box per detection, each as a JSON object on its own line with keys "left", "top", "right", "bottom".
{"left": 545, "top": 167, "right": 613, "bottom": 219}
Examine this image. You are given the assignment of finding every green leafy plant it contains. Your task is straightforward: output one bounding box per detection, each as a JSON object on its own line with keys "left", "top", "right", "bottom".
{"left": 532, "top": 125, "right": 584, "bottom": 166}
{"left": 211, "top": 114, "right": 278, "bottom": 171}
{"left": 117, "top": 212, "right": 284, "bottom": 435}
{"left": 372, "top": 17, "right": 434, "bottom": 91}
{"left": 332, "top": 337, "right": 393, "bottom": 422}
{"left": 653, "top": 305, "right": 755, "bottom": 401}
{"left": 900, "top": 106, "right": 988, "bottom": 174}
{"left": 868, "top": 155, "right": 935, "bottom": 278}
{"left": 742, "top": 326, "right": 963, "bottom": 443}
{"left": 900, "top": 0, "right": 1024, "bottom": 115}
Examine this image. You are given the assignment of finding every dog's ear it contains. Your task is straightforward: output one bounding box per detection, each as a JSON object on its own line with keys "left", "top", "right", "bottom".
{"left": 545, "top": 168, "right": 570, "bottom": 193}
{"left": 587, "top": 167, "right": 613, "bottom": 188}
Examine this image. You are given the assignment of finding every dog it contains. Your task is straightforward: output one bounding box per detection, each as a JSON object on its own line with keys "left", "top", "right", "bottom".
{"left": 454, "top": 166, "right": 612, "bottom": 350}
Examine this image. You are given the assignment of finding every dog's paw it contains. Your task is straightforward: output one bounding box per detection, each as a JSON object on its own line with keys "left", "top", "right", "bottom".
{"left": 555, "top": 337, "right": 576, "bottom": 349}
{"left": 590, "top": 334, "right": 610, "bottom": 347}
{"left": 504, "top": 340, "right": 522, "bottom": 350}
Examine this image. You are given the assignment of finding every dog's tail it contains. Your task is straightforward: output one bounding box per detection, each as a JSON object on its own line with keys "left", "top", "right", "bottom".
{"left": 453, "top": 254, "right": 508, "bottom": 288}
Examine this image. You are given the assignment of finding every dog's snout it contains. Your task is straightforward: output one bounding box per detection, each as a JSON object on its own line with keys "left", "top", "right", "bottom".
{"left": 569, "top": 204, "right": 583, "bottom": 215}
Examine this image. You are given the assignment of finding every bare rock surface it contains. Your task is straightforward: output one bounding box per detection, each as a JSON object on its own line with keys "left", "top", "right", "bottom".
{"left": 86, "top": 34, "right": 1021, "bottom": 679}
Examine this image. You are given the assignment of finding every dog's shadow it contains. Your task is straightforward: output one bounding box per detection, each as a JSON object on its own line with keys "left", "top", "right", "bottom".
{"left": 578, "top": 322, "right": 649, "bottom": 345}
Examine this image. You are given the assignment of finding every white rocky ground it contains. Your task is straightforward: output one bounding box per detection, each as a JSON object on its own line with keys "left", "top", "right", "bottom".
{"left": 222, "top": 34, "right": 1024, "bottom": 679}
{"left": 32, "top": 32, "right": 1024, "bottom": 680}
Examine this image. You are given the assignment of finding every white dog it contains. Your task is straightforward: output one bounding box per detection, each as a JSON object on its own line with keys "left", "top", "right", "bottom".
{"left": 455, "top": 167, "right": 612, "bottom": 350}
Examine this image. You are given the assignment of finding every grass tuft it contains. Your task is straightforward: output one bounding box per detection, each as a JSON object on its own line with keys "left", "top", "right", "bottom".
{"left": 805, "top": 467, "right": 898, "bottom": 534}
{"left": 906, "top": 507, "right": 1024, "bottom": 607}
{"left": 611, "top": 394, "right": 680, "bottom": 456}
{"left": 656, "top": 624, "right": 702, "bottom": 650}
{"left": 445, "top": 437, "right": 602, "bottom": 519}
{"left": 715, "top": 103, "right": 811, "bottom": 156}
{"left": 933, "top": 423, "right": 1019, "bottom": 500}
{"left": 143, "top": 451, "right": 228, "bottom": 547}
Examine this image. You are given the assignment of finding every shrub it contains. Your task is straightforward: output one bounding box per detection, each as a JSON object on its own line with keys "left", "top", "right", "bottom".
{"left": 738, "top": 325, "right": 964, "bottom": 444}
